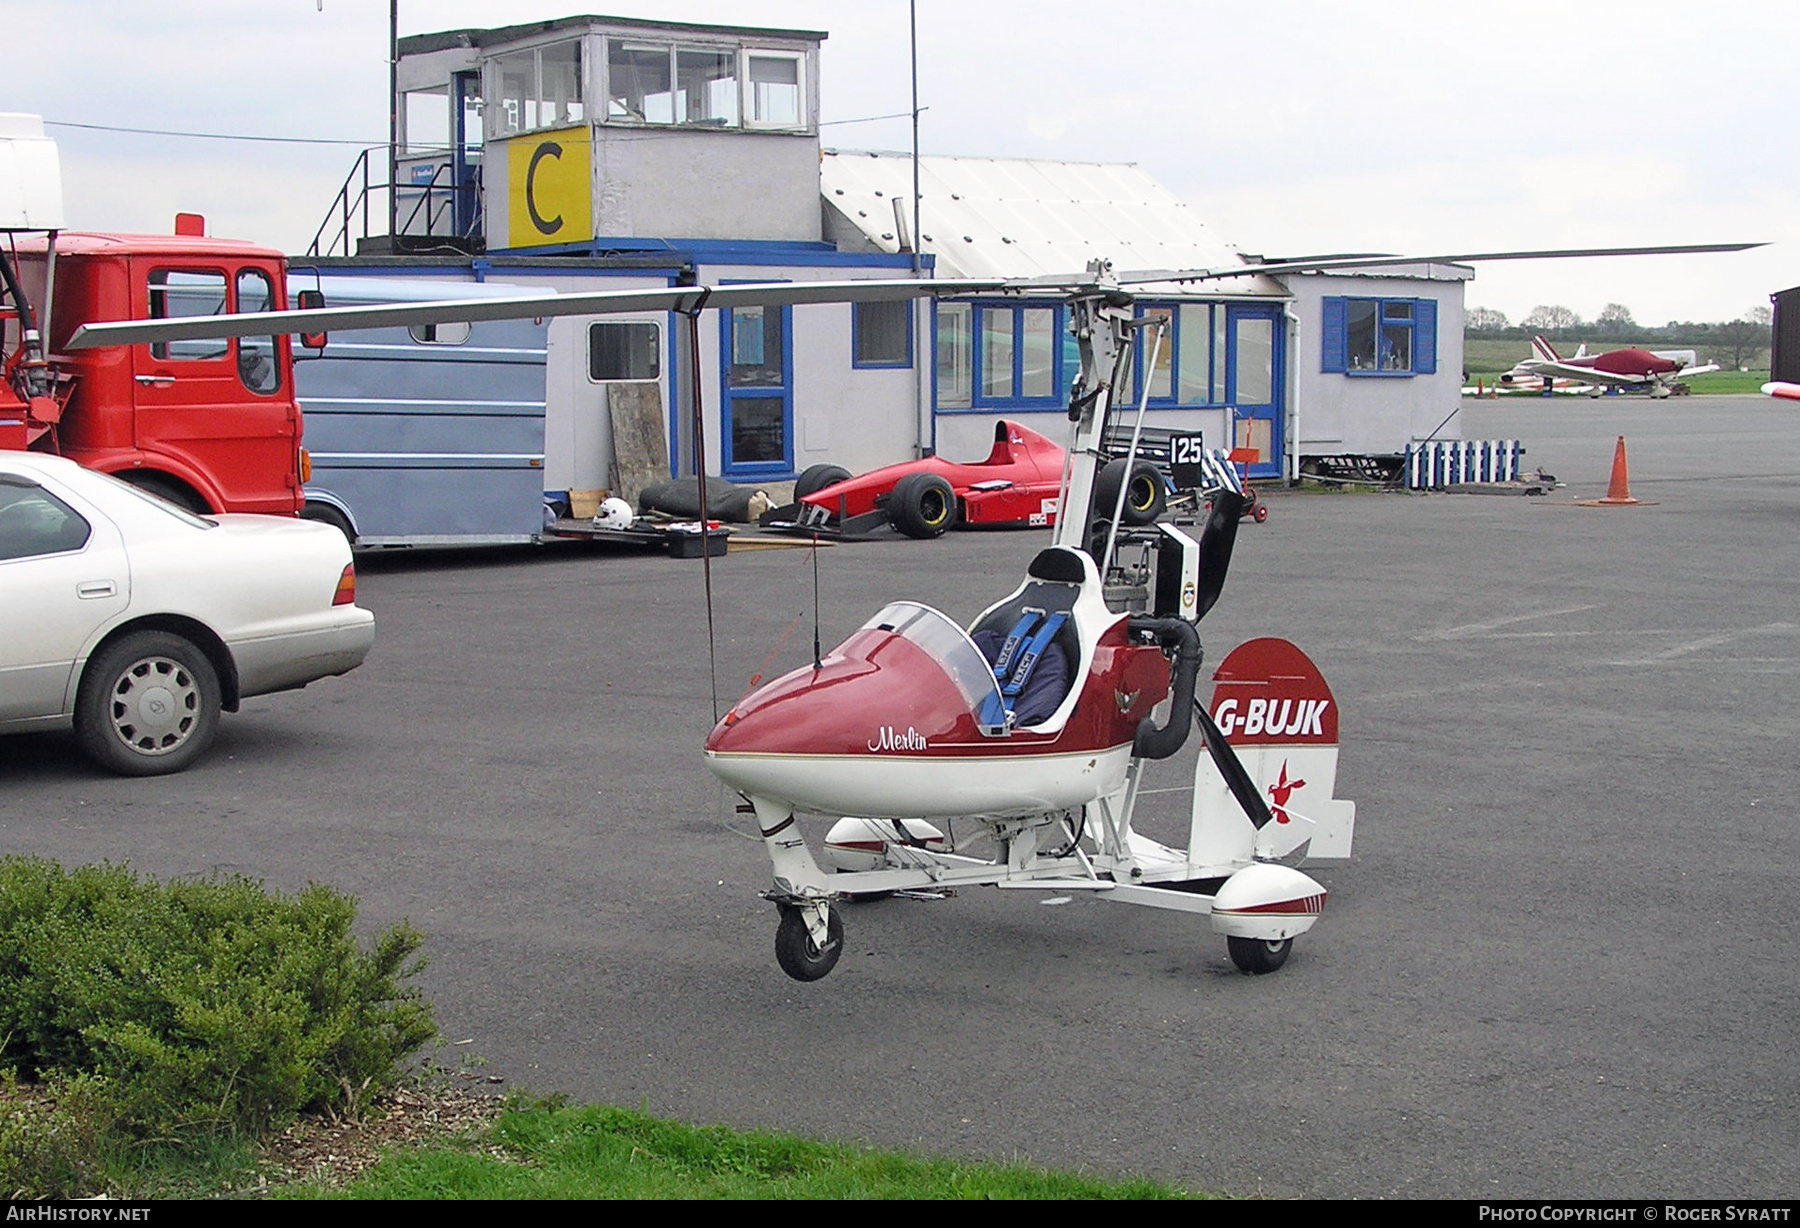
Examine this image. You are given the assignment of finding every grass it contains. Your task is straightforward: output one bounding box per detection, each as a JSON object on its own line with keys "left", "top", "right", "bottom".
{"left": 286, "top": 1101, "right": 1198, "bottom": 1200}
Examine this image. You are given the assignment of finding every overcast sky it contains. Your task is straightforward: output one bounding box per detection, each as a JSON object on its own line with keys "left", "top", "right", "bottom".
{"left": 6, "top": 0, "right": 1793, "bottom": 328}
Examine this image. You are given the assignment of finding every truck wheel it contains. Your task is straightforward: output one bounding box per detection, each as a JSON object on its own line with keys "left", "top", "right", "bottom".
{"left": 121, "top": 472, "right": 209, "bottom": 515}
{"left": 302, "top": 501, "right": 357, "bottom": 545}
{"left": 794, "top": 464, "right": 853, "bottom": 500}
{"left": 1094, "top": 458, "right": 1166, "bottom": 526}
{"left": 1227, "top": 935, "right": 1291, "bottom": 975}
{"left": 75, "top": 631, "right": 221, "bottom": 776}
{"left": 775, "top": 903, "right": 844, "bottom": 981}
{"left": 888, "top": 472, "right": 957, "bottom": 539}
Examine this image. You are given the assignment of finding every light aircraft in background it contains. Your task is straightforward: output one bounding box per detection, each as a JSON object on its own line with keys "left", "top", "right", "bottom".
{"left": 1497, "top": 335, "right": 1717, "bottom": 398}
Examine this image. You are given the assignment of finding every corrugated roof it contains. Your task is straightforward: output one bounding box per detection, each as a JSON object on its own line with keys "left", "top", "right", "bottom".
{"left": 820, "top": 150, "right": 1283, "bottom": 298}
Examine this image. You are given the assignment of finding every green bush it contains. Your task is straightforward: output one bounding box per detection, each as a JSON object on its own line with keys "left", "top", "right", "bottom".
{"left": 0, "top": 857, "right": 435, "bottom": 1140}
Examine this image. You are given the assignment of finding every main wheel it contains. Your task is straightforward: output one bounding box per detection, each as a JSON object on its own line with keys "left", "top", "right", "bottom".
{"left": 120, "top": 472, "right": 209, "bottom": 515}
{"left": 75, "top": 632, "right": 221, "bottom": 776}
{"left": 794, "top": 463, "right": 853, "bottom": 500}
{"left": 1094, "top": 458, "right": 1166, "bottom": 526}
{"left": 888, "top": 472, "right": 957, "bottom": 539}
{"left": 301, "top": 501, "right": 357, "bottom": 545}
{"left": 775, "top": 903, "right": 844, "bottom": 981}
{"left": 1227, "top": 935, "right": 1291, "bottom": 975}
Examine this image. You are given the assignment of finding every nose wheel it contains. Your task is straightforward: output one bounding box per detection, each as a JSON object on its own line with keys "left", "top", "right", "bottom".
{"left": 775, "top": 902, "right": 844, "bottom": 982}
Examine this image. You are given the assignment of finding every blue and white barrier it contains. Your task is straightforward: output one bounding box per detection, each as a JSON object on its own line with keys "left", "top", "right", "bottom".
{"left": 1405, "top": 440, "right": 1524, "bottom": 488}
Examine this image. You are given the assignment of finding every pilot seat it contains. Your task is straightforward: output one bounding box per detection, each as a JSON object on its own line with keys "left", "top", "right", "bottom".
{"left": 970, "top": 547, "right": 1090, "bottom": 729}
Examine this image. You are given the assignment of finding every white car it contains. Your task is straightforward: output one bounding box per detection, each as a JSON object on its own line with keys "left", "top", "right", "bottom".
{"left": 0, "top": 452, "right": 374, "bottom": 775}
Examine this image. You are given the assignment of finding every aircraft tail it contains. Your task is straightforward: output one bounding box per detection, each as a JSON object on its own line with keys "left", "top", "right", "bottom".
{"left": 1199, "top": 638, "right": 1356, "bottom": 863}
{"left": 1531, "top": 335, "right": 1562, "bottom": 363}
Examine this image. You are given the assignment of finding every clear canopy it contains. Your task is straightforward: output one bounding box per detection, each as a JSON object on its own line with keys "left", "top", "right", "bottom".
{"left": 860, "top": 601, "right": 1006, "bottom": 733}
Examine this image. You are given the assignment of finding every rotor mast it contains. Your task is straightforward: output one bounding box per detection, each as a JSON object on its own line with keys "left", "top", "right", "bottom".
{"left": 1054, "top": 260, "right": 1137, "bottom": 551}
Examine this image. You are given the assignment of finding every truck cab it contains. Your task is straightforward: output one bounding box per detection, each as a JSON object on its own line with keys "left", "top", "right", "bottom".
{"left": 13, "top": 232, "right": 305, "bottom": 515}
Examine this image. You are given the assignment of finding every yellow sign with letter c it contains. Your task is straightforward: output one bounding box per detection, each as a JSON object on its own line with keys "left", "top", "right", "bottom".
{"left": 507, "top": 135, "right": 592, "bottom": 249}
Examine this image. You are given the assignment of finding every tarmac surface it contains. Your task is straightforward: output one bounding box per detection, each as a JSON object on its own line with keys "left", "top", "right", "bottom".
{"left": 3, "top": 393, "right": 1796, "bottom": 1198}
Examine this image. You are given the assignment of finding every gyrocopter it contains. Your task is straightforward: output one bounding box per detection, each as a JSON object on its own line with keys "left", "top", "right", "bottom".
{"left": 703, "top": 261, "right": 1356, "bottom": 980}
{"left": 67, "top": 241, "right": 1762, "bottom": 982}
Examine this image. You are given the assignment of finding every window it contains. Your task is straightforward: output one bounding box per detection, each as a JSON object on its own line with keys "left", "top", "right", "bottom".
{"left": 852, "top": 300, "right": 911, "bottom": 368}
{"left": 0, "top": 478, "right": 89, "bottom": 561}
{"left": 728, "top": 306, "right": 783, "bottom": 387}
{"left": 489, "top": 41, "right": 584, "bottom": 138}
{"left": 676, "top": 49, "right": 737, "bottom": 126}
{"left": 936, "top": 303, "right": 972, "bottom": 409}
{"left": 234, "top": 270, "right": 281, "bottom": 395}
{"left": 148, "top": 270, "right": 228, "bottom": 361}
{"left": 745, "top": 53, "right": 802, "bottom": 127}
{"left": 409, "top": 321, "right": 472, "bottom": 346}
{"left": 608, "top": 41, "right": 674, "bottom": 122}
{"left": 601, "top": 39, "right": 809, "bottom": 131}
{"left": 1119, "top": 303, "right": 1226, "bottom": 408}
{"left": 588, "top": 321, "right": 661, "bottom": 381}
{"left": 936, "top": 302, "right": 1065, "bottom": 410}
{"left": 1321, "top": 296, "right": 1437, "bottom": 376}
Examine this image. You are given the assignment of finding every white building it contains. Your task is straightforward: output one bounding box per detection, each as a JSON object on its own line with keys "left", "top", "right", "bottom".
{"left": 312, "top": 13, "right": 1469, "bottom": 490}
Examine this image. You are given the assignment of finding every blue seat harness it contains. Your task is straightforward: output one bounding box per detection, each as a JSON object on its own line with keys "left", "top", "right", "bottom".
{"left": 976, "top": 609, "right": 1070, "bottom": 731}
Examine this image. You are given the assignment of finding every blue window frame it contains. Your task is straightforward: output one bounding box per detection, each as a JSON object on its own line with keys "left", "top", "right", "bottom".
{"left": 718, "top": 299, "right": 794, "bottom": 481}
{"left": 933, "top": 301, "right": 1064, "bottom": 412}
{"left": 852, "top": 299, "right": 913, "bottom": 368}
{"left": 1321, "top": 296, "right": 1437, "bottom": 376}
{"left": 1128, "top": 303, "right": 1229, "bottom": 407}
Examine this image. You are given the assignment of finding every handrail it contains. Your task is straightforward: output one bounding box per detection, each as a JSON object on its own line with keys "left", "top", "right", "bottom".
{"left": 308, "top": 149, "right": 483, "bottom": 257}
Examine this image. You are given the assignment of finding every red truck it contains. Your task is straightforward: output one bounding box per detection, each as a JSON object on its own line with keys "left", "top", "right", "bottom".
{"left": 1, "top": 114, "right": 307, "bottom": 515}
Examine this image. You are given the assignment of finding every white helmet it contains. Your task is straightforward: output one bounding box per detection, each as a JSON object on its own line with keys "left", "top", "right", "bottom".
{"left": 593, "top": 497, "right": 635, "bottom": 530}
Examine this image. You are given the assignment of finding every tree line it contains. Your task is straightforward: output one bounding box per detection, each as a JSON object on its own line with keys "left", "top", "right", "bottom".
{"left": 1466, "top": 303, "right": 1772, "bottom": 371}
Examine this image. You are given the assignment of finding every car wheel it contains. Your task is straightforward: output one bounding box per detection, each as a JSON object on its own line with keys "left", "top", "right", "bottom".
{"left": 121, "top": 472, "right": 209, "bottom": 515}
{"left": 75, "top": 632, "right": 221, "bottom": 776}
{"left": 794, "top": 464, "right": 853, "bottom": 500}
{"left": 1094, "top": 458, "right": 1166, "bottom": 526}
{"left": 302, "top": 501, "right": 357, "bottom": 545}
{"left": 1227, "top": 935, "right": 1291, "bottom": 975}
{"left": 888, "top": 472, "right": 957, "bottom": 539}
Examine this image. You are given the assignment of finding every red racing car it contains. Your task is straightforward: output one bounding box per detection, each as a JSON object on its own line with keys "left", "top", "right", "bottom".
{"left": 763, "top": 419, "right": 1165, "bottom": 539}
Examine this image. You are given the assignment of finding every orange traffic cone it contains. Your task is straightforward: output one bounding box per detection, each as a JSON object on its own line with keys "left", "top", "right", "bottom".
{"left": 1575, "top": 435, "right": 1654, "bottom": 507}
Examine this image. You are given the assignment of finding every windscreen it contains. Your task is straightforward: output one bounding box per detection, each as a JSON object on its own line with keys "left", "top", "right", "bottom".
{"left": 861, "top": 601, "right": 1004, "bottom": 723}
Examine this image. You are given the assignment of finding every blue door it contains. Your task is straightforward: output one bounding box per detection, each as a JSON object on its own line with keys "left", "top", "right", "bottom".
{"left": 719, "top": 303, "right": 793, "bottom": 481}
{"left": 1226, "top": 304, "right": 1284, "bottom": 481}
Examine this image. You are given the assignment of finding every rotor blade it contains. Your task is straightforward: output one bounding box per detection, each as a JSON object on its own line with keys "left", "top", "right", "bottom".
{"left": 1193, "top": 697, "right": 1274, "bottom": 831}
{"left": 64, "top": 276, "right": 1016, "bottom": 350}
{"left": 1115, "top": 242, "right": 1768, "bottom": 286}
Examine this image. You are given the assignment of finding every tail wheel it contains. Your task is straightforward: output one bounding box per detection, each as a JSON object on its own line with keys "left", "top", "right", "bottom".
{"left": 775, "top": 903, "right": 844, "bottom": 981}
{"left": 888, "top": 472, "right": 957, "bottom": 539}
{"left": 1253, "top": 504, "right": 1269, "bottom": 524}
{"left": 1227, "top": 935, "right": 1291, "bottom": 975}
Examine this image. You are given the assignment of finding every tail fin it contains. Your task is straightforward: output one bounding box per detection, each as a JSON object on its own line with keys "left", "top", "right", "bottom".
{"left": 1532, "top": 335, "right": 1562, "bottom": 363}
{"left": 1202, "top": 638, "right": 1356, "bottom": 862}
